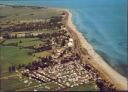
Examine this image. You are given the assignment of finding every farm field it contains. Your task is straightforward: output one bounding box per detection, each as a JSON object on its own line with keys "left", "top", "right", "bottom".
{"left": 3, "top": 37, "right": 43, "bottom": 47}
{"left": 0, "top": 45, "right": 35, "bottom": 73}
{"left": 0, "top": 37, "right": 53, "bottom": 73}
{"left": 0, "top": 40, "right": 53, "bottom": 91}
{"left": 0, "top": 72, "right": 47, "bottom": 91}
{"left": 0, "top": 5, "right": 60, "bottom": 26}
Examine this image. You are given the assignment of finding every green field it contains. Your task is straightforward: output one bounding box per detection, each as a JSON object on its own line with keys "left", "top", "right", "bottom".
{"left": 3, "top": 38, "right": 43, "bottom": 47}
{"left": 66, "top": 83, "right": 97, "bottom": 91}
{"left": 0, "top": 72, "right": 43, "bottom": 92}
{"left": 21, "top": 82, "right": 59, "bottom": 91}
{"left": 0, "top": 37, "right": 53, "bottom": 73}
{"left": 0, "top": 37, "right": 53, "bottom": 91}
{"left": 0, "top": 5, "right": 60, "bottom": 26}
{"left": 0, "top": 42, "right": 53, "bottom": 91}
{"left": 0, "top": 45, "right": 35, "bottom": 73}
{"left": 34, "top": 50, "right": 52, "bottom": 58}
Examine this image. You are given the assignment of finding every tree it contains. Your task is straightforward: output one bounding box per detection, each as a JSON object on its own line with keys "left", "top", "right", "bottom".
{"left": 19, "top": 40, "right": 22, "bottom": 43}
{"left": 11, "top": 66, "right": 16, "bottom": 72}
{"left": 8, "top": 66, "right": 12, "bottom": 72}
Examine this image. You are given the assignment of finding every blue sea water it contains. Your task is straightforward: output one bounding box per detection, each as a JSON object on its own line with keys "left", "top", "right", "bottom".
{"left": 0, "top": 0, "right": 127, "bottom": 77}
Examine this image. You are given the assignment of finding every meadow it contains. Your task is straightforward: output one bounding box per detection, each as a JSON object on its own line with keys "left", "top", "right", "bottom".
{"left": 0, "top": 45, "right": 35, "bottom": 73}
{"left": 0, "top": 5, "right": 60, "bottom": 26}
{"left": 66, "top": 82, "right": 97, "bottom": 91}
{"left": 0, "top": 38, "right": 54, "bottom": 91}
{"left": 3, "top": 37, "right": 42, "bottom": 47}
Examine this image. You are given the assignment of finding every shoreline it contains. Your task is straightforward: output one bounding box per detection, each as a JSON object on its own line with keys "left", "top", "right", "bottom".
{"left": 0, "top": 4, "right": 127, "bottom": 90}
{"left": 66, "top": 10, "right": 128, "bottom": 90}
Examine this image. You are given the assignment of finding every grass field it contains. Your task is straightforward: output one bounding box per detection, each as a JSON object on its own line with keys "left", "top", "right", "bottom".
{"left": 0, "top": 5, "right": 60, "bottom": 26}
{"left": 34, "top": 50, "right": 52, "bottom": 58}
{"left": 0, "top": 44, "right": 54, "bottom": 91}
{"left": 0, "top": 72, "right": 43, "bottom": 91}
{"left": 1, "top": 75, "right": 26, "bottom": 91}
{"left": 21, "top": 82, "right": 59, "bottom": 91}
{"left": 3, "top": 38, "right": 43, "bottom": 47}
{"left": 0, "top": 45, "right": 36, "bottom": 73}
{"left": 0, "top": 37, "right": 54, "bottom": 91}
{"left": 66, "top": 83, "right": 97, "bottom": 91}
{"left": 0, "top": 37, "right": 52, "bottom": 72}
{"left": 11, "top": 29, "right": 59, "bottom": 34}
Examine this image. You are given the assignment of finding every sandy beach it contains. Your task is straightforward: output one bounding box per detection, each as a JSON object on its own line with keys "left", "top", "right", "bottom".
{"left": 65, "top": 10, "right": 128, "bottom": 90}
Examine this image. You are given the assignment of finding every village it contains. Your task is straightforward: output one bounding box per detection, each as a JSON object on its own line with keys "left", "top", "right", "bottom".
{"left": 0, "top": 6, "right": 116, "bottom": 91}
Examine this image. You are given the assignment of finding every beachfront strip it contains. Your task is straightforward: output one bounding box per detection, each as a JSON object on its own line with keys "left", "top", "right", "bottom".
{"left": 0, "top": 7, "right": 116, "bottom": 91}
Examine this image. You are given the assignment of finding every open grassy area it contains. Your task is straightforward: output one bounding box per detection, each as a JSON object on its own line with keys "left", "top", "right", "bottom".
{"left": 0, "top": 38, "right": 54, "bottom": 91}
{"left": 34, "top": 50, "right": 52, "bottom": 58}
{"left": 22, "top": 82, "right": 59, "bottom": 91}
{"left": 0, "top": 71, "right": 60, "bottom": 91}
{"left": 66, "top": 83, "right": 97, "bottom": 91}
{"left": 0, "top": 38, "right": 53, "bottom": 91}
{"left": 3, "top": 38, "right": 43, "bottom": 47}
{"left": 0, "top": 5, "right": 60, "bottom": 26}
{"left": 0, "top": 72, "right": 42, "bottom": 92}
{"left": 0, "top": 45, "right": 35, "bottom": 73}
{"left": 1, "top": 75, "right": 25, "bottom": 91}
{"left": 11, "top": 29, "right": 59, "bottom": 34}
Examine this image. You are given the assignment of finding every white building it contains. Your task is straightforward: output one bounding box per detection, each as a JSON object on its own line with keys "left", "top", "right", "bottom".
{"left": 68, "top": 38, "right": 74, "bottom": 47}
{"left": 68, "top": 42, "right": 73, "bottom": 47}
{"left": 0, "top": 36, "right": 3, "bottom": 40}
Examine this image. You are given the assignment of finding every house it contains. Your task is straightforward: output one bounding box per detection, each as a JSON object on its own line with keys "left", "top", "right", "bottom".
{"left": 17, "top": 33, "right": 26, "bottom": 38}
{"left": 31, "top": 32, "right": 43, "bottom": 37}
{"left": 0, "top": 36, "right": 3, "bottom": 40}
{"left": 67, "top": 38, "right": 74, "bottom": 47}
{"left": 10, "top": 33, "right": 16, "bottom": 38}
{"left": 68, "top": 42, "right": 73, "bottom": 47}
{"left": 69, "top": 38, "right": 73, "bottom": 42}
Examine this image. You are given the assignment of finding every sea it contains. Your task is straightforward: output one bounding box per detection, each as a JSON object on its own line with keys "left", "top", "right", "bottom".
{"left": 0, "top": 0, "right": 127, "bottom": 77}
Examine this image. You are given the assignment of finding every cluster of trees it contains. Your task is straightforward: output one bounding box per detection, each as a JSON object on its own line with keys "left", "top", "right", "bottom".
{"left": 61, "top": 52, "right": 80, "bottom": 64}
{"left": 10, "top": 56, "right": 55, "bottom": 72}
{"left": 24, "top": 56, "right": 55, "bottom": 71}
{"left": 8, "top": 65, "right": 16, "bottom": 72}
{"left": 35, "top": 44, "right": 52, "bottom": 52}
{"left": 96, "top": 79, "right": 116, "bottom": 91}
{"left": 49, "top": 16, "right": 64, "bottom": 29}
{"left": 0, "top": 15, "right": 64, "bottom": 33}
{"left": 36, "top": 30, "right": 69, "bottom": 52}
{"left": 38, "top": 31, "right": 67, "bottom": 39}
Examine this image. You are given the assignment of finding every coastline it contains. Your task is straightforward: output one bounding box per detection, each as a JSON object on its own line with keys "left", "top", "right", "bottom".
{"left": 0, "top": 4, "right": 127, "bottom": 90}
{"left": 66, "top": 10, "right": 128, "bottom": 90}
